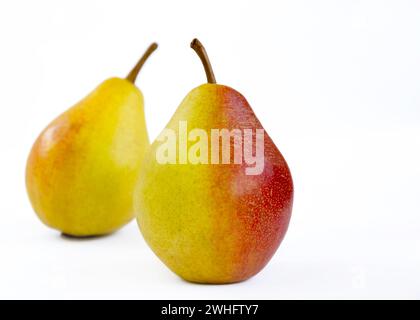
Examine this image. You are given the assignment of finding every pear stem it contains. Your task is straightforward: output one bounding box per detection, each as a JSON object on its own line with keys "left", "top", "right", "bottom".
{"left": 190, "top": 38, "right": 216, "bottom": 84}
{"left": 126, "top": 42, "right": 158, "bottom": 83}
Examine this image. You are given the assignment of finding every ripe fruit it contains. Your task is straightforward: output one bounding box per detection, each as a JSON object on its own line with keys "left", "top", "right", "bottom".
{"left": 26, "top": 43, "right": 158, "bottom": 236}
{"left": 135, "top": 39, "right": 293, "bottom": 283}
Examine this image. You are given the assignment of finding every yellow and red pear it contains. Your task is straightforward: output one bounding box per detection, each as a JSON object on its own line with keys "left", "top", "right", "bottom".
{"left": 26, "top": 43, "right": 158, "bottom": 237}
{"left": 135, "top": 39, "right": 293, "bottom": 283}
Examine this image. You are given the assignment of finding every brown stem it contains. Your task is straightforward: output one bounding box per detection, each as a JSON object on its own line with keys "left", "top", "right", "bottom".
{"left": 190, "top": 38, "right": 216, "bottom": 84}
{"left": 126, "top": 42, "right": 158, "bottom": 83}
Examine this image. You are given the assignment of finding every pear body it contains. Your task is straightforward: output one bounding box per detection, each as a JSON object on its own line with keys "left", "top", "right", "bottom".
{"left": 135, "top": 84, "right": 293, "bottom": 283}
{"left": 27, "top": 78, "right": 149, "bottom": 236}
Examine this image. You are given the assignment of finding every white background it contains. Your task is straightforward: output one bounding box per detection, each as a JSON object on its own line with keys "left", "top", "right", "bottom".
{"left": 0, "top": 0, "right": 419, "bottom": 299}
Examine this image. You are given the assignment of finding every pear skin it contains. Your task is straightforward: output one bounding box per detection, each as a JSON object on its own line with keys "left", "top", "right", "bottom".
{"left": 135, "top": 39, "right": 293, "bottom": 283}
{"left": 26, "top": 44, "right": 157, "bottom": 236}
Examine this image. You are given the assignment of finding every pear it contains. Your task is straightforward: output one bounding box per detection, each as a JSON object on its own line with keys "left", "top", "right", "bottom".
{"left": 135, "top": 39, "right": 293, "bottom": 283}
{"left": 26, "top": 43, "right": 158, "bottom": 237}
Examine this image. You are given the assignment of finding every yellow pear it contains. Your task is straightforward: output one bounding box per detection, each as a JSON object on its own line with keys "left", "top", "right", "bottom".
{"left": 26, "top": 43, "right": 158, "bottom": 237}
{"left": 135, "top": 39, "right": 293, "bottom": 283}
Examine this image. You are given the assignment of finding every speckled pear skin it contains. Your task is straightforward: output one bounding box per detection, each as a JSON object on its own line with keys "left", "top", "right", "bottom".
{"left": 26, "top": 78, "right": 149, "bottom": 236}
{"left": 135, "top": 83, "right": 293, "bottom": 284}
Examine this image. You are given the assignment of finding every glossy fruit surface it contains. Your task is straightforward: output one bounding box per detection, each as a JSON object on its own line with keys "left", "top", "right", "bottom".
{"left": 135, "top": 39, "right": 293, "bottom": 283}
{"left": 26, "top": 44, "right": 157, "bottom": 236}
